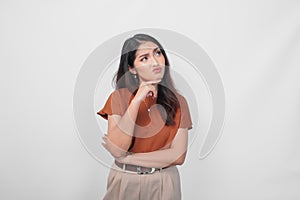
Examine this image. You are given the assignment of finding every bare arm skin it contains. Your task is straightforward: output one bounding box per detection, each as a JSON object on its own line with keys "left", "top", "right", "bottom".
{"left": 104, "top": 80, "right": 160, "bottom": 157}
{"left": 103, "top": 128, "right": 189, "bottom": 168}
{"left": 105, "top": 100, "right": 140, "bottom": 157}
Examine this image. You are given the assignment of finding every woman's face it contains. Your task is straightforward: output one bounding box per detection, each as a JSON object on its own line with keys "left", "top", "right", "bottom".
{"left": 130, "top": 41, "right": 166, "bottom": 83}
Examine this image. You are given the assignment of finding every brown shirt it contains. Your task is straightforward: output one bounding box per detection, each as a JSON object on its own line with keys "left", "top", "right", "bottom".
{"left": 97, "top": 88, "right": 193, "bottom": 153}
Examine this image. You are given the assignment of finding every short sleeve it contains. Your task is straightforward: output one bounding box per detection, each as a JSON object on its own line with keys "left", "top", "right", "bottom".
{"left": 178, "top": 95, "right": 193, "bottom": 130}
{"left": 96, "top": 89, "right": 128, "bottom": 120}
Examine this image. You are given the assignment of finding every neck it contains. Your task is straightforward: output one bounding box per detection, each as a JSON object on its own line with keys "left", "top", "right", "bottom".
{"left": 153, "top": 83, "right": 158, "bottom": 91}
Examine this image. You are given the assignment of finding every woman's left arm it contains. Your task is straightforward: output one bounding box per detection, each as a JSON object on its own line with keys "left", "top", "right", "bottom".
{"left": 104, "top": 128, "right": 189, "bottom": 169}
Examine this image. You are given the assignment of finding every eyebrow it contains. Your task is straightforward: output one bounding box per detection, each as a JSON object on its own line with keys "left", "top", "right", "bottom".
{"left": 137, "top": 47, "right": 160, "bottom": 58}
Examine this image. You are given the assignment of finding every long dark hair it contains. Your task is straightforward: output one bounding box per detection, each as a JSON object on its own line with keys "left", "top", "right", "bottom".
{"left": 113, "top": 33, "right": 179, "bottom": 126}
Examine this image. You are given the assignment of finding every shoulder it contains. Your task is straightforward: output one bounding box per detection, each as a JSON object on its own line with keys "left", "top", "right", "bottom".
{"left": 108, "top": 88, "right": 134, "bottom": 105}
{"left": 176, "top": 92, "right": 189, "bottom": 109}
{"left": 98, "top": 88, "right": 133, "bottom": 118}
{"left": 109, "top": 88, "right": 133, "bottom": 98}
{"left": 175, "top": 92, "right": 192, "bottom": 118}
{"left": 175, "top": 92, "right": 193, "bottom": 130}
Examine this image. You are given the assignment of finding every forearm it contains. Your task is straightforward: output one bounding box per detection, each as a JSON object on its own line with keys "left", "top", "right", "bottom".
{"left": 121, "top": 148, "right": 187, "bottom": 169}
{"left": 116, "top": 129, "right": 189, "bottom": 168}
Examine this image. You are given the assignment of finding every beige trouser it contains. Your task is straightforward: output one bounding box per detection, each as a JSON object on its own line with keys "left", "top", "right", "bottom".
{"left": 103, "top": 163, "right": 181, "bottom": 200}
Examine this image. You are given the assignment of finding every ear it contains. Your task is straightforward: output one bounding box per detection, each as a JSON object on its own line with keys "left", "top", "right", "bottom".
{"left": 128, "top": 65, "right": 137, "bottom": 74}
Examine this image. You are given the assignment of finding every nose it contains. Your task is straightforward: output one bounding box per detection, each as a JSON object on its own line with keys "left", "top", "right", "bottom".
{"left": 150, "top": 55, "right": 159, "bottom": 66}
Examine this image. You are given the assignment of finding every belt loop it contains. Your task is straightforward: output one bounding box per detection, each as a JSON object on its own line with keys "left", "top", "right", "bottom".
{"left": 122, "top": 163, "right": 126, "bottom": 171}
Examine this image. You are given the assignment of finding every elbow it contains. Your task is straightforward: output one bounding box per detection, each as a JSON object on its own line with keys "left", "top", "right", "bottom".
{"left": 107, "top": 132, "right": 131, "bottom": 150}
{"left": 105, "top": 144, "right": 128, "bottom": 158}
{"left": 173, "top": 152, "right": 187, "bottom": 166}
{"left": 113, "top": 151, "right": 127, "bottom": 158}
{"left": 175, "top": 157, "right": 185, "bottom": 165}
{"left": 108, "top": 128, "right": 132, "bottom": 150}
{"left": 104, "top": 135, "right": 129, "bottom": 158}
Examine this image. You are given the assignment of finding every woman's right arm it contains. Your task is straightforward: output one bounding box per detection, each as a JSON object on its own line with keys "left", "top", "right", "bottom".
{"left": 106, "top": 98, "right": 140, "bottom": 157}
{"left": 105, "top": 80, "right": 161, "bottom": 157}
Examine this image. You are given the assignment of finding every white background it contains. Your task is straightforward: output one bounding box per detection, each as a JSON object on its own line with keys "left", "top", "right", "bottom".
{"left": 1, "top": 0, "right": 300, "bottom": 199}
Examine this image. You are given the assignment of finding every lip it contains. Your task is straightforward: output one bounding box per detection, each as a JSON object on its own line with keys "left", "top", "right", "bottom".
{"left": 152, "top": 67, "right": 162, "bottom": 73}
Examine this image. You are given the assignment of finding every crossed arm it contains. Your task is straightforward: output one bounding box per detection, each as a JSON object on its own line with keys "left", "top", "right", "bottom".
{"left": 102, "top": 116, "right": 189, "bottom": 169}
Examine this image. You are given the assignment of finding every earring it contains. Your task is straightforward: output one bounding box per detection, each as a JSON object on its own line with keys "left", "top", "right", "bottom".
{"left": 134, "top": 74, "right": 137, "bottom": 79}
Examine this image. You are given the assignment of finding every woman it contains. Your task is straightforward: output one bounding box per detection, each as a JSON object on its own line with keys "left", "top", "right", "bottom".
{"left": 97, "top": 33, "right": 193, "bottom": 200}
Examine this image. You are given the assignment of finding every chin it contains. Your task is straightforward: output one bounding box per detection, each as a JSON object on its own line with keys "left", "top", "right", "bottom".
{"left": 153, "top": 76, "right": 163, "bottom": 81}
{"left": 146, "top": 74, "right": 164, "bottom": 82}
{"left": 156, "top": 74, "right": 164, "bottom": 80}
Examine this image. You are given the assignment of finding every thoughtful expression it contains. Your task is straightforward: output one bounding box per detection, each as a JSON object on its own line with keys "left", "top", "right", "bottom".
{"left": 132, "top": 41, "right": 166, "bottom": 82}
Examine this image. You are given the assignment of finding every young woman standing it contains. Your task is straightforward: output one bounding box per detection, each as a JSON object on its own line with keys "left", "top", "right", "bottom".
{"left": 97, "top": 33, "right": 193, "bottom": 200}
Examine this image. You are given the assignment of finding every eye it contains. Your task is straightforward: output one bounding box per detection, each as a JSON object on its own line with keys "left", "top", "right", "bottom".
{"left": 140, "top": 57, "right": 148, "bottom": 62}
{"left": 155, "top": 50, "right": 161, "bottom": 56}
